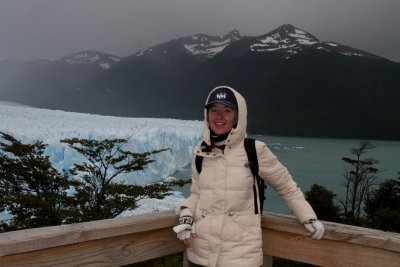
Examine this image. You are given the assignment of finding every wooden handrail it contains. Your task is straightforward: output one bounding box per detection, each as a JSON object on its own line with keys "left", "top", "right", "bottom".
{"left": 261, "top": 213, "right": 400, "bottom": 266}
{"left": 0, "top": 211, "right": 399, "bottom": 267}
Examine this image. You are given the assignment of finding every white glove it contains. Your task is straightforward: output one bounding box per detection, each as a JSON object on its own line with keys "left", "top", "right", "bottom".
{"left": 173, "top": 208, "right": 196, "bottom": 241}
{"left": 303, "top": 218, "right": 324, "bottom": 239}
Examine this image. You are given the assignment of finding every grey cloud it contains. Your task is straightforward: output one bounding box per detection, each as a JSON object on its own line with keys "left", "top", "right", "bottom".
{"left": 0, "top": 0, "right": 399, "bottom": 61}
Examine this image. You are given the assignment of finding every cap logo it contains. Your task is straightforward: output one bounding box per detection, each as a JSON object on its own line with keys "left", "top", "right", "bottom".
{"left": 216, "top": 92, "right": 227, "bottom": 100}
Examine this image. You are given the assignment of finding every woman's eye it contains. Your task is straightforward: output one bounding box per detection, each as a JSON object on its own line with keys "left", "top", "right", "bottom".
{"left": 209, "top": 106, "right": 233, "bottom": 114}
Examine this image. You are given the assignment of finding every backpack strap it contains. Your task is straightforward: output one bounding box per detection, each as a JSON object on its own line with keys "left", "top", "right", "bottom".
{"left": 244, "top": 138, "right": 266, "bottom": 214}
{"left": 195, "top": 138, "right": 266, "bottom": 214}
{"left": 195, "top": 141, "right": 208, "bottom": 174}
{"left": 244, "top": 138, "right": 259, "bottom": 177}
{"left": 195, "top": 155, "right": 203, "bottom": 174}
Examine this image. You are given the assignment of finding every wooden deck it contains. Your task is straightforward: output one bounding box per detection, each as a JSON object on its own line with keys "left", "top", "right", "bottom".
{"left": 0, "top": 211, "right": 399, "bottom": 267}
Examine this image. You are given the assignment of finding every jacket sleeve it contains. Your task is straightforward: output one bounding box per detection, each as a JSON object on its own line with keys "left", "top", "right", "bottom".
{"left": 175, "top": 155, "right": 200, "bottom": 216}
{"left": 256, "top": 141, "right": 317, "bottom": 223}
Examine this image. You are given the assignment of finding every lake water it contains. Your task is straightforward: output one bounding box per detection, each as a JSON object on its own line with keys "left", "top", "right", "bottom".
{"left": 172, "top": 135, "right": 400, "bottom": 215}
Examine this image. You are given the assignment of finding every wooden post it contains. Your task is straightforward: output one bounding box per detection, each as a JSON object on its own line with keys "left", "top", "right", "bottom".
{"left": 183, "top": 251, "right": 189, "bottom": 267}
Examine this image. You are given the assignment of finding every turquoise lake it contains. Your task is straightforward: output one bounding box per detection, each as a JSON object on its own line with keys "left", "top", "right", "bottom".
{"left": 172, "top": 135, "right": 400, "bottom": 215}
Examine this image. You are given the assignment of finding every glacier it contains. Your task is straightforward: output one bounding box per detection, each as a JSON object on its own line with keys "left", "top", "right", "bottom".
{"left": 0, "top": 101, "right": 203, "bottom": 216}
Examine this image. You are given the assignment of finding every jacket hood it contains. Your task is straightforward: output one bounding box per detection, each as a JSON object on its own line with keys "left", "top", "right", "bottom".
{"left": 202, "top": 86, "right": 247, "bottom": 146}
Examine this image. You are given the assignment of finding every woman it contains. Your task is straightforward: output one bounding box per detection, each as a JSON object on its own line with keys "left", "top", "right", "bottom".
{"left": 173, "top": 86, "right": 324, "bottom": 267}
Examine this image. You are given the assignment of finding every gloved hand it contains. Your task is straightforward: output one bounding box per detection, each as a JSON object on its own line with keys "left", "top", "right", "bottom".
{"left": 303, "top": 218, "right": 324, "bottom": 239}
{"left": 173, "top": 208, "right": 196, "bottom": 241}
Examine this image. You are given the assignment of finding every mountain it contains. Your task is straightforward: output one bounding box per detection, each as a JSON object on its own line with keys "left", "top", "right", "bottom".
{"left": 0, "top": 51, "right": 120, "bottom": 109}
{"left": 189, "top": 24, "right": 400, "bottom": 139}
{"left": 129, "top": 29, "right": 242, "bottom": 60}
{"left": 248, "top": 24, "right": 320, "bottom": 58}
{"left": 175, "top": 29, "right": 242, "bottom": 59}
{"left": 242, "top": 24, "right": 382, "bottom": 60}
{"left": 71, "top": 31, "right": 243, "bottom": 118}
{"left": 60, "top": 50, "right": 120, "bottom": 69}
{"left": 1, "top": 25, "right": 399, "bottom": 140}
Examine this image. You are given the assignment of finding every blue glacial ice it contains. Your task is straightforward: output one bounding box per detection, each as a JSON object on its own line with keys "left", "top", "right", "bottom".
{"left": 0, "top": 102, "right": 203, "bottom": 216}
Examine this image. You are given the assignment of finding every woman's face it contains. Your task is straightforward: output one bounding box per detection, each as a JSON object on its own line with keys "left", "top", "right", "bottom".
{"left": 207, "top": 103, "right": 238, "bottom": 135}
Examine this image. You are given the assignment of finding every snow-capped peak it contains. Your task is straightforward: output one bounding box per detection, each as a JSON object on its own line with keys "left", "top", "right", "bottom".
{"left": 131, "top": 24, "right": 380, "bottom": 61}
{"left": 132, "top": 30, "right": 242, "bottom": 59}
{"left": 250, "top": 24, "right": 319, "bottom": 58}
{"left": 179, "top": 30, "right": 242, "bottom": 58}
{"left": 61, "top": 51, "right": 121, "bottom": 69}
{"left": 248, "top": 24, "right": 379, "bottom": 60}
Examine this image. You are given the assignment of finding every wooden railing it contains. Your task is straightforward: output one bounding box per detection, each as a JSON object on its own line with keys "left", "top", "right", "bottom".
{"left": 0, "top": 211, "right": 399, "bottom": 267}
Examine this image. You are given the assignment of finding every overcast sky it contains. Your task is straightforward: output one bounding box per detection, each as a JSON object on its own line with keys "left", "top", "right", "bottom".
{"left": 1, "top": 0, "right": 399, "bottom": 62}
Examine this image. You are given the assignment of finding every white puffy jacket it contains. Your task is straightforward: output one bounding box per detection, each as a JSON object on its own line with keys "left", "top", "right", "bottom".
{"left": 177, "top": 86, "right": 317, "bottom": 267}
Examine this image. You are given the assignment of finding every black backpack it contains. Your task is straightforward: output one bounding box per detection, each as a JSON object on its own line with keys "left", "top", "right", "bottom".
{"left": 195, "top": 138, "right": 267, "bottom": 214}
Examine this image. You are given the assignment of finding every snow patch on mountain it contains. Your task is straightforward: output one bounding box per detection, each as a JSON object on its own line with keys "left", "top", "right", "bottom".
{"left": 326, "top": 43, "right": 339, "bottom": 47}
{"left": 179, "top": 30, "right": 242, "bottom": 58}
{"left": 250, "top": 24, "right": 319, "bottom": 58}
{"left": 288, "top": 28, "right": 318, "bottom": 45}
{"left": 183, "top": 39, "right": 229, "bottom": 57}
{"left": 61, "top": 51, "right": 121, "bottom": 69}
{"left": 312, "top": 42, "right": 377, "bottom": 58}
